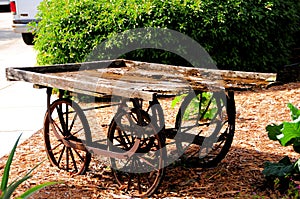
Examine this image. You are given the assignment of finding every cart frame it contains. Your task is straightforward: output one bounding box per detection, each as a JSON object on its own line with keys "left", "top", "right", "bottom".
{"left": 6, "top": 59, "right": 283, "bottom": 197}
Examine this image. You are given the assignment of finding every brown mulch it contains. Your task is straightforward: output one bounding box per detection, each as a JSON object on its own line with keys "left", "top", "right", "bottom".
{"left": 1, "top": 82, "right": 300, "bottom": 198}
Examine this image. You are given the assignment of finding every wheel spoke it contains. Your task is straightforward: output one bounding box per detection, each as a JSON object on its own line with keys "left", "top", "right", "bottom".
{"left": 130, "top": 112, "right": 139, "bottom": 124}
{"left": 137, "top": 156, "right": 158, "bottom": 171}
{"left": 71, "top": 127, "right": 84, "bottom": 137}
{"left": 189, "top": 147, "right": 201, "bottom": 158}
{"left": 50, "top": 141, "right": 64, "bottom": 153}
{"left": 145, "top": 173, "right": 152, "bottom": 187}
{"left": 56, "top": 105, "right": 67, "bottom": 135}
{"left": 68, "top": 113, "right": 78, "bottom": 133}
{"left": 66, "top": 147, "right": 69, "bottom": 171}
{"left": 66, "top": 104, "right": 69, "bottom": 130}
{"left": 52, "top": 119, "right": 64, "bottom": 136}
{"left": 122, "top": 158, "right": 132, "bottom": 169}
{"left": 118, "top": 131, "right": 131, "bottom": 150}
{"left": 57, "top": 145, "right": 66, "bottom": 166}
{"left": 114, "top": 136, "right": 123, "bottom": 144}
{"left": 127, "top": 173, "right": 133, "bottom": 192}
{"left": 73, "top": 148, "right": 85, "bottom": 162}
{"left": 69, "top": 148, "right": 78, "bottom": 172}
{"left": 199, "top": 97, "right": 212, "bottom": 121}
{"left": 137, "top": 173, "right": 142, "bottom": 194}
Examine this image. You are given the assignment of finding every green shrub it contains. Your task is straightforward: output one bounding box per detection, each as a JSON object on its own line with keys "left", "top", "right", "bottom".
{"left": 34, "top": 0, "right": 300, "bottom": 72}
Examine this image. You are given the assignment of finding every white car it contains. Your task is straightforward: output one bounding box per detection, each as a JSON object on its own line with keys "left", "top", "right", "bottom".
{"left": 10, "top": 0, "right": 42, "bottom": 45}
{"left": 0, "top": 0, "right": 10, "bottom": 6}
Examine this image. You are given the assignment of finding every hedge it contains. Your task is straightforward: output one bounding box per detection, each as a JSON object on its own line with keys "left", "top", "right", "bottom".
{"left": 34, "top": 0, "right": 300, "bottom": 72}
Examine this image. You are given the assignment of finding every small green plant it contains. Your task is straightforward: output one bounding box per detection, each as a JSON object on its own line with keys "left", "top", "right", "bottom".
{"left": 0, "top": 134, "right": 58, "bottom": 199}
{"left": 264, "top": 103, "right": 300, "bottom": 196}
{"left": 172, "top": 92, "right": 217, "bottom": 121}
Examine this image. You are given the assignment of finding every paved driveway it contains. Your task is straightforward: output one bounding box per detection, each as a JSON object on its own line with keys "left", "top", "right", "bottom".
{"left": 0, "top": 11, "right": 46, "bottom": 157}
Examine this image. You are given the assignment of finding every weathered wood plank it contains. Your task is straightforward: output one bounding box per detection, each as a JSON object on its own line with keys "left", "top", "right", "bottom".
{"left": 85, "top": 60, "right": 276, "bottom": 90}
{"left": 127, "top": 60, "right": 277, "bottom": 81}
{"left": 8, "top": 60, "right": 126, "bottom": 74}
{"left": 6, "top": 59, "right": 279, "bottom": 100}
{"left": 6, "top": 67, "right": 155, "bottom": 100}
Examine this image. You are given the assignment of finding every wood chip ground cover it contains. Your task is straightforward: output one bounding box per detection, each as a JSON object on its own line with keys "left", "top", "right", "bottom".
{"left": 1, "top": 83, "right": 300, "bottom": 198}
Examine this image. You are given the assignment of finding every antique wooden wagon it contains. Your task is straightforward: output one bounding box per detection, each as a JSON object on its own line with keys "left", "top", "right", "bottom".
{"left": 6, "top": 59, "right": 290, "bottom": 197}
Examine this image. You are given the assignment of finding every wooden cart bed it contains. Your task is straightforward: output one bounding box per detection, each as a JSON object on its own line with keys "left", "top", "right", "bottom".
{"left": 6, "top": 59, "right": 278, "bottom": 100}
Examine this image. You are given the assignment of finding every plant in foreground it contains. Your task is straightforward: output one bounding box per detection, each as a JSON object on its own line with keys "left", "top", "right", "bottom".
{"left": 264, "top": 103, "right": 300, "bottom": 196}
{"left": 0, "top": 134, "right": 59, "bottom": 199}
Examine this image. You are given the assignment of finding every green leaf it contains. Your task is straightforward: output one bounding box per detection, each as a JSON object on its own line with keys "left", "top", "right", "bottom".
{"left": 0, "top": 134, "right": 22, "bottom": 192}
{"left": 294, "top": 158, "right": 300, "bottom": 173}
{"left": 279, "top": 121, "right": 300, "bottom": 146}
{"left": 263, "top": 160, "right": 294, "bottom": 178}
{"left": 266, "top": 123, "right": 283, "bottom": 141}
{"left": 278, "top": 156, "right": 292, "bottom": 165}
{"left": 23, "top": 161, "right": 44, "bottom": 178}
{"left": 293, "top": 139, "right": 300, "bottom": 153}
{"left": 288, "top": 103, "right": 300, "bottom": 121}
{"left": 203, "top": 107, "right": 217, "bottom": 120}
{"left": 16, "top": 181, "right": 60, "bottom": 199}
{"left": 2, "top": 175, "right": 31, "bottom": 199}
{"left": 171, "top": 94, "right": 187, "bottom": 109}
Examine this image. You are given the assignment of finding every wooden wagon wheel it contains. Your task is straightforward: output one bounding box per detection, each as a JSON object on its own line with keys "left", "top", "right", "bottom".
{"left": 107, "top": 99, "right": 166, "bottom": 197}
{"left": 175, "top": 91, "right": 235, "bottom": 168}
{"left": 44, "top": 98, "right": 91, "bottom": 175}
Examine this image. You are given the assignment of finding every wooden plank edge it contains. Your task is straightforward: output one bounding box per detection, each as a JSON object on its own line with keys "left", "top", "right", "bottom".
{"left": 128, "top": 60, "right": 277, "bottom": 82}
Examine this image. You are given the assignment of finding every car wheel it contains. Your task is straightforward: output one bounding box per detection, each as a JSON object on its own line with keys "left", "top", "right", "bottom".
{"left": 22, "top": 33, "right": 34, "bottom": 45}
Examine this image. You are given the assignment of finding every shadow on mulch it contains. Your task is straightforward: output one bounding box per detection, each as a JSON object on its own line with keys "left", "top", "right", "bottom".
{"left": 151, "top": 145, "right": 286, "bottom": 198}
{"left": 33, "top": 145, "right": 288, "bottom": 198}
